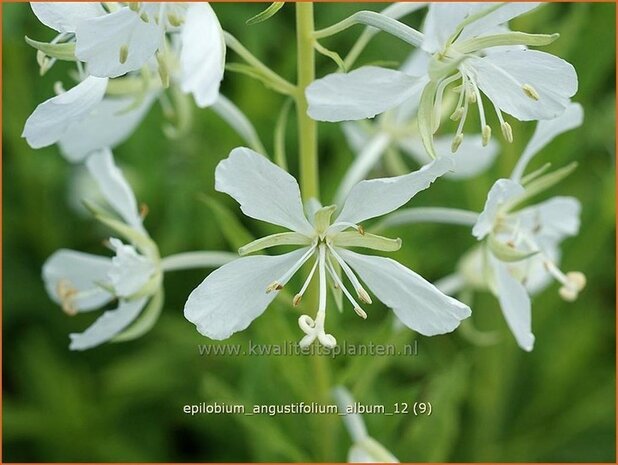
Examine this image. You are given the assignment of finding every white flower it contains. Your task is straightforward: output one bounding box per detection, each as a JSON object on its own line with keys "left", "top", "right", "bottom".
{"left": 42, "top": 148, "right": 160, "bottom": 350}
{"left": 22, "top": 76, "right": 156, "bottom": 161}
{"left": 336, "top": 50, "right": 499, "bottom": 204}
{"left": 333, "top": 386, "right": 399, "bottom": 463}
{"left": 29, "top": 2, "right": 225, "bottom": 107}
{"left": 468, "top": 103, "right": 584, "bottom": 351}
{"left": 184, "top": 147, "right": 471, "bottom": 348}
{"left": 307, "top": 3, "right": 577, "bottom": 158}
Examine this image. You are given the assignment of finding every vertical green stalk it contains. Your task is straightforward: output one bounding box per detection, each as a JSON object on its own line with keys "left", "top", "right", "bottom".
{"left": 295, "top": 4, "right": 333, "bottom": 461}
{"left": 296, "top": 2, "right": 319, "bottom": 201}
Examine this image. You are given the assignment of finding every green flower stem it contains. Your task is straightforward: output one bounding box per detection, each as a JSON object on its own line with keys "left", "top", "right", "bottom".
{"left": 160, "top": 251, "right": 238, "bottom": 272}
{"left": 313, "top": 11, "right": 424, "bottom": 47}
{"left": 224, "top": 31, "right": 297, "bottom": 96}
{"left": 295, "top": 3, "right": 319, "bottom": 201}
{"left": 295, "top": 5, "right": 334, "bottom": 461}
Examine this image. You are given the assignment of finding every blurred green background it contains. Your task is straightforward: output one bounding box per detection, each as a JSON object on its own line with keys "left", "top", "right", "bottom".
{"left": 3, "top": 2, "right": 616, "bottom": 462}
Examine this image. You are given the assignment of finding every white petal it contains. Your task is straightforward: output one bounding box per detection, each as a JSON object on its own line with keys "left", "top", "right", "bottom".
{"left": 69, "top": 297, "right": 148, "bottom": 350}
{"left": 400, "top": 48, "right": 431, "bottom": 77}
{"left": 459, "top": 3, "right": 541, "bottom": 41}
{"left": 215, "top": 147, "right": 314, "bottom": 235}
{"left": 472, "top": 179, "right": 524, "bottom": 240}
{"left": 471, "top": 50, "right": 578, "bottom": 121}
{"left": 491, "top": 256, "right": 534, "bottom": 351}
{"left": 398, "top": 134, "right": 498, "bottom": 180}
{"left": 421, "top": 3, "right": 473, "bottom": 53}
{"left": 180, "top": 3, "right": 225, "bottom": 108}
{"left": 184, "top": 248, "right": 310, "bottom": 340}
{"left": 338, "top": 249, "right": 471, "bottom": 336}
{"left": 306, "top": 66, "right": 421, "bottom": 122}
{"left": 42, "top": 249, "right": 113, "bottom": 312}
{"left": 58, "top": 94, "right": 156, "bottom": 162}
{"left": 75, "top": 7, "right": 163, "bottom": 78}
{"left": 518, "top": 196, "right": 581, "bottom": 241}
{"left": 333, "top": 156, "right": 453, "bottom": 229}
{"left": 85, "top": 148, "right": 144, "bottom": 232}
{"left": 348, "top": 440, "right": 399, "bottom": 463}
{"left": 510, "top": 102, "right": 583, "bottom": 181}
{"left": 22, "top": 76, "right": 108, "bottom": 150}
{"left": 108, "top": 238, "right": 156, "bottom": 297}
{"left": 30, "top": 2, "right": 105, "bottom": 33}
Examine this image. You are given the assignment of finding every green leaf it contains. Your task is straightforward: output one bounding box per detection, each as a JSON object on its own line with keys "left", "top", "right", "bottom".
{"left": 25, "top": 36, "right": 77, "bottom": 61}
{"left": 246, "top": 2, "right": 285, "bottom": 25}
{"left": 274, "top": 99, "right": 293, "bottom": 170}
{"left": 113, "top": 288, "right": 164, "bottom": 343}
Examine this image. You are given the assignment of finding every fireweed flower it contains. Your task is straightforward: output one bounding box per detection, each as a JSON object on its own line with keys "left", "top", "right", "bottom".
{"left": 22, "top": 75, "right": 159, "bottom": 161}
{"left": 463, "top": 103, "right": 585, "bottom": 351}
{"left": 42, "top": 148, "right": 235, "bottom": 349}
{"left": 30, "top": 1, "right": 225, "bottom": 103}
{"left": 333, "top": 386, "right": 399, "bottom": 463}
{"left": 307, "top": 3, "right": 578, "bottom": 158}
{"left": 337, "top": 52, "right": 499, "bottom": 204}
{"left": 23, "top": 2, "right": 226, "bottom": 159}
{"left": 184, "top": 148, "right": 471, "bottom": 348}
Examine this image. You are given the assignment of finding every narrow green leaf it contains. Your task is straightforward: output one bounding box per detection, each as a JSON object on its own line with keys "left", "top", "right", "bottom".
{"left": 246, "top": 2, "right": 285, "bottom": 25}
{"left": 274, "top": 99, "right": 293, "bottom": 170}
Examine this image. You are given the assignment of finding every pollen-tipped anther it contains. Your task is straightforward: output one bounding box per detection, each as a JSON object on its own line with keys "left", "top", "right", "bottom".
{"left": 451, "top": 134, "right": 463, "bottom": 153}
{"left": 357, "top": 287, "right": 372, "bottom": 304}
{"left": 501, "top": 122, "right": 514, "bottom": 143}
{"left": 266, "top": 281, "right": 283, "bottom": 293}
{"left": 119, "top": 45, "right": 129, "bottom": 64}
{"left": 482, "top": 125, "right": 491, "bottom": 146}
{"left": 522, "top": 84, "right": 540, "bottom": 101}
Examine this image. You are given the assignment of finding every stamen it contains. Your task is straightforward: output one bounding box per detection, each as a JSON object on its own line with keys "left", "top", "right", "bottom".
{"left": 451, "top": 86, "right": 469, "bottom": 153}
{"left": 522, "top": 84, "right": 540, "bottom": 101}
{"left": 493, "top": 104, "right": 513, "bottom": 143}
{"left": 451, "top": 134, "right": 464, "bottom": 153}
{"left": 128, "top": 2, "right": 140, "bottom": 12}
{"left": 266, "top": 245, "right": 316, "bottom": 293}
{"left": 119, "top": 44, "right": 129, "bottom": 64}
{"left": 481, "top": 124, "right": 492, "bottom": 146}
{"left": 325, "top": 258, "right": 367, "bottom": 319}
{"left": 293, "top": 256, "right": 319, "bottom": 306}
{"left": 327, "top": 245, "right": 372, "bottom": 304}
{"left": 140, "top": 203, "right": 149, "bottom": 219}
{"left": 544, "top": 261, "right": 586, "bottom": 301}
{"left": 469, "top": 78, "right": 491, "bottom": 147}
{"left": 332, "top": 222, "right": 364, "bottom": 233}
{"left": 57, "top": 279, "right": 78, "bottom": 316}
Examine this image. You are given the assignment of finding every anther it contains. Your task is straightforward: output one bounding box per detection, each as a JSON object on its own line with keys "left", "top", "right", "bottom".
{"left": 357, "top": 287, "right": 372, "bottom": 305}
{"left": 450, "top": 107, "right": 464, "bottom": 121}
{"left": 140, "top": 203, "right": 149, "bottom": 219}
{"left": 167, "top": 13, "right": 183, "bottom": 27}
{"left": 293, "top": 294, "right": 302, "bottom": 306}
{"left": 357, "top": 224, "right": 365, "bottom": 236}
{"left": 128, "top": 2, "right": 140, "bottom": 12}
{"left": 265, "top": 281, "right": 283, "bottom": 293}
{"left": 119, "top": 45, "right": 129, "bottom": 64}
{"left": 353, "top": 306, "right": 367, "bottom": 319}
{"left": 140, "top": 11, "right": 150, "bottom": 22}
{"left": 57, "top": 279, "right": 78, "bottom": 316}
{"left": 482, "top": 125, "right": 491, "bottom": 147}
{"left": 501, "top": 122, "right": 514, "bottom": 143}
{"left": 451, "top": 134, "right": 463, "bottom": 153}
{"left": 522, "top": 84, "right": 540, "bottom": 101}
